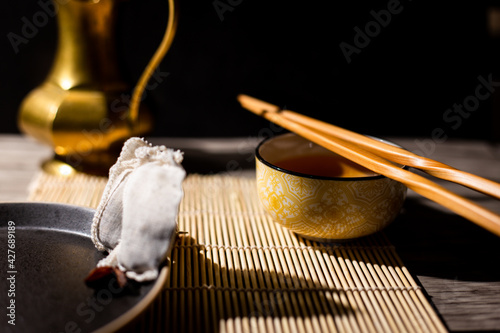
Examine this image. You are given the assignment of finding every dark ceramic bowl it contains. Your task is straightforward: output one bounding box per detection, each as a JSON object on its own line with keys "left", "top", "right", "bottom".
{"left": 0, "top": 202, "right": 167, "bottom": 333}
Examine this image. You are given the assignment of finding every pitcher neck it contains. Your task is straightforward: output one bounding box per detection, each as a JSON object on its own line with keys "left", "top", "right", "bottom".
{"left": 48, "top": 0, "right": 127, "bottom": 92}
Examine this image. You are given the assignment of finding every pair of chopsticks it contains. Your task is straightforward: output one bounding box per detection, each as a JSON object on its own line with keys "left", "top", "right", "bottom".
{"left": 237, "top": 94, "right": 500, "bottom": 237}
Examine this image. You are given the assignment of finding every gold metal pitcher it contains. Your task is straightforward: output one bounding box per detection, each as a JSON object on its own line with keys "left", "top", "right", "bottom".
{"left": 18, "top": 0, "right": 178, "bottom": 175}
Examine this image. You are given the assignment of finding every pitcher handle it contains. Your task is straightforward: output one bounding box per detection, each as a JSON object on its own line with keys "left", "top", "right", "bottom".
{"left": 127, "top": 0, "right": 179, "bottom": 130}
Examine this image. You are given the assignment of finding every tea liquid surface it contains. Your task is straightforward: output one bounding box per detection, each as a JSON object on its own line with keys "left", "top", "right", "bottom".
{"left": 274, "top": 154, "right": 377, "bottom": 178}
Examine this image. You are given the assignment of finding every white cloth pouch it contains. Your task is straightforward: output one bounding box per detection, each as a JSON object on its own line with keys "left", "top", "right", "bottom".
{"left": 91, "top": 137, "right": 185, "bottom": 282}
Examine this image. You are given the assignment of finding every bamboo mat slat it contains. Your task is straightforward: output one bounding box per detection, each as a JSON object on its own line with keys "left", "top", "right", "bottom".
{"left": 28, "top": 171, "right": 448, "bottom": 333}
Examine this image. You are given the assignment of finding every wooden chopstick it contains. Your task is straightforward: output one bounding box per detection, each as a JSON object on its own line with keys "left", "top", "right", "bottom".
{"left": 238, "top": 94, "right": 500, "bottom": 200}
{"left": 238, "top": 94, "right": 500, "bottom": 237}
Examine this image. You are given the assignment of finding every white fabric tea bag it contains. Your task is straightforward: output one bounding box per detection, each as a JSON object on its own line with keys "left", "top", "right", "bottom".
{"left": 90, "top": 137, "right": 185, "bottom": 282}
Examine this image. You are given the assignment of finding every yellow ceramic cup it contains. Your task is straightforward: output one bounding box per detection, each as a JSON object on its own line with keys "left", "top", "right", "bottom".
{"left": 256, "top": 133, "right": 407, "bottom": 241}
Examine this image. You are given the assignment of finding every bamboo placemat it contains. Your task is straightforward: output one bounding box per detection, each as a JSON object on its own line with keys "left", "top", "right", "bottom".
{"left": 28, "top": 171, "right": 447, "bottom": 333}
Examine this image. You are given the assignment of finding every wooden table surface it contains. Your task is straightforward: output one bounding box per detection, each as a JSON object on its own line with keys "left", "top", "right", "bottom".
{"left": 1, "top": 134, "right": 499, "bottom": 332}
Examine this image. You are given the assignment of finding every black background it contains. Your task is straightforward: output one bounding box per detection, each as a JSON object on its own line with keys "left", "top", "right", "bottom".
{"left": 2, "top": 0, "right": 500, "bottom": 140}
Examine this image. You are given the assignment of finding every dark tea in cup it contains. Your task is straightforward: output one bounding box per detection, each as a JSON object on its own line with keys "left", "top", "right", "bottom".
{"left": 274, "top": 154, "right": 377, "bottom": 178}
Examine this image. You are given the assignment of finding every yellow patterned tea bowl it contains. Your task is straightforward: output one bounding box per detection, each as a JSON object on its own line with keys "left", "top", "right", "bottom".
{"left": 256, "top": 133, "right": 407, "bottom": 241}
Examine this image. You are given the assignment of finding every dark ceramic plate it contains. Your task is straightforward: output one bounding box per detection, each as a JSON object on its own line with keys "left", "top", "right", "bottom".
{"left": 0, "top": 202, "right": 167, "bottom": 333}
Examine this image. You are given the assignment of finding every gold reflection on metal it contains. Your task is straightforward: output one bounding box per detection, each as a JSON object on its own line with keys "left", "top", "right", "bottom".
{"left": 18, "top": 0, "right": 177, "bottom": 174}
{"left": 42, "top": 159, "right": 77, "bottom": 177}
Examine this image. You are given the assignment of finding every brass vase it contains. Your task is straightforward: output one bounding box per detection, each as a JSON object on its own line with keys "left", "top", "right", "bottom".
{"left": 18, "top": 0, "right": 177, "bottom": 175}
